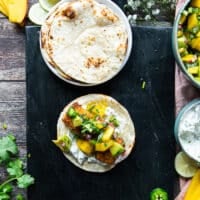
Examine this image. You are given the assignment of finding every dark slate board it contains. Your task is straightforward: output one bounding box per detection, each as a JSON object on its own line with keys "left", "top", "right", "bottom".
{"left": 26, "top": 25, "right": 177, "bottom": 200}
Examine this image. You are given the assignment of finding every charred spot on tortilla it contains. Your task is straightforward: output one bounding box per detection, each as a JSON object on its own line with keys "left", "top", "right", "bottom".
{"left": 101, "top": 8, "right": 118, "bottom": 22}
{"left": 85, "top": 57, "right": 105, "bottom": 68}
{"left": 62, "top": 6, "right": 76, "bottom": 19}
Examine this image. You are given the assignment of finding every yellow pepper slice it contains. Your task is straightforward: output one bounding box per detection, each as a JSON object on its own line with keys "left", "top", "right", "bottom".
{"left": 184, "top": 170, "right": 200, "bottom": 200}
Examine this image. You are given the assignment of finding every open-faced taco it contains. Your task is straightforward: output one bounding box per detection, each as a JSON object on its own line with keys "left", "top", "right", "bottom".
{"left": 53, "top": 94, "right": 135, "bottom": 172}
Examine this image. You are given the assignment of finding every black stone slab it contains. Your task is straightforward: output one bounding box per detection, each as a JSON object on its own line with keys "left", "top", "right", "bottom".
{"left": 26, "top": 25, "right": 177, "bottom": 200}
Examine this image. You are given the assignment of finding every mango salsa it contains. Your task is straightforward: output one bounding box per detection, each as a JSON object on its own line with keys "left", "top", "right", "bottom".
{"left": 177, "top": 2, "right": 200, "bottom": 82}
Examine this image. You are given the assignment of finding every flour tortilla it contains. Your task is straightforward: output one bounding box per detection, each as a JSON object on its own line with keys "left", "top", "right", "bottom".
{"left": 41, "top": 0, "right": 128, "bottom": 84}
{"left": 57, "top": 94, "right": 135, "bottom": 172}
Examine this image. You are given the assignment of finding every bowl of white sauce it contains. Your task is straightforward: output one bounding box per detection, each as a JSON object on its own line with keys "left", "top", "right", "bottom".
{"left": 175, "top": 98, "right": 200, "bottom": 163}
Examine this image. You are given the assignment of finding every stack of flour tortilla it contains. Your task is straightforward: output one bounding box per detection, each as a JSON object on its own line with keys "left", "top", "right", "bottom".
{"left": 40, "top": 0, "right": 128, "bottom": 85}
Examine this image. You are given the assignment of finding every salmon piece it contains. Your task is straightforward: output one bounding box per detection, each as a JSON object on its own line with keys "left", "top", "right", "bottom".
{"left": 115, "top": 137, "right": 125, "bottom": 147}
{"left": 62, "top": 114, "right": 74, "bottom": 129}
{"left": 73, "top": 103, "right": 94, "bottom": 119}
{"left": 95, "top": 151, "right": 116, "bottom": 165}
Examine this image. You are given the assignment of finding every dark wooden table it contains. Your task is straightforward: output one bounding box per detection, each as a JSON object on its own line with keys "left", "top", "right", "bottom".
{"left": 0, "top": 0, "right": 176, "bottom": 198}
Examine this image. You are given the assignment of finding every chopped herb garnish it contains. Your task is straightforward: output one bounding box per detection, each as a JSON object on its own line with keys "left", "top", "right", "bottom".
{"left": 88, "top": 105, "right": 96, "bottom": 112}
{"left": 141, "top": 81, "right": 146, "bottom": 89}
{"left": 27, "top": 153, "right": 31, "bottom": 158}
{"left": 81, "top": 120, "right": 101, "bottom": 134}
{"left": 16, "top": 194, "right": 25, "bottom": 200}
{"left": 109, "top": 116, "right": 119, "bottom": 127}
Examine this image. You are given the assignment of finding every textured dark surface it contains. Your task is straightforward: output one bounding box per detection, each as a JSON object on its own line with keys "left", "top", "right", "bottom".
{"left": 26, "top": 25, "right": 177, "bottom": 200}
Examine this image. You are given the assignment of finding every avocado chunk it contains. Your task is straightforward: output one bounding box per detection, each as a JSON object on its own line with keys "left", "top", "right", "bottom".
{"left": 52, "top": 135, "right": 71, "bottom": 153}
{"left": 110, "top": 142, "right": 124, "bottom": 157}
{"left": 67, "top": 107, "right": 77, "bottom": 118}
{"left": 72, "top": 115, "right": 83, "bottom": 127}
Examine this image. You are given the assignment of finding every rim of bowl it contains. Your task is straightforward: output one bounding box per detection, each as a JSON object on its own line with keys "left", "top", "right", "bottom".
{"left": 40, "top": 0, "right": 133, "bottom": 87}
{"left": 172, "top": 0, "right": 200, "bottom": 89}
{"left": 174, "top": 98, "right": 200, "bottom": 162}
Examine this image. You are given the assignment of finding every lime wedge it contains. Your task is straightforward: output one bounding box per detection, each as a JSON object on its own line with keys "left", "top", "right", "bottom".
{"left": 175, "top": 151, "right": 199, "bottom": 178}
{"left": 39, "top": 0, "right": 60, "bottom": 12}
{"left": 28, "top": 3, "right": 48, "bottom": 25}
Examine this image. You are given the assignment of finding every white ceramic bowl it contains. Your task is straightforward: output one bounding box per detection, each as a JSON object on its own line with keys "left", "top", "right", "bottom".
{"left": 40, "top": 0, "right": 132, "bottom": 86}
{"left": 172, "top": 0, "right": 200, "bottom": 88}
{"left": 174, "top": 98, "right": 200, "bottom": 163}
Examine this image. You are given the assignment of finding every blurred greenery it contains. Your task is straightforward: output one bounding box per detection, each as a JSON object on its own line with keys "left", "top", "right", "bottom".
{"left": 122, "top": 0, "right": 176, "bottom": 24}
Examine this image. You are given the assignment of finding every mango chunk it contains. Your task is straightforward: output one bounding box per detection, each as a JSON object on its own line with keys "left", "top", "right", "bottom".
{"left": 191, "top": 0, "right": 200, "bottom": 7}
{"left": 7, "top": 0, "right": 27, "bottom": 24}
{"left": 86, "top": 100, "right": 108, "bottom": 117}
{"left": 77, "top": 139, "right": 94, "bottom": 155}
{"left": 182, "top": 54, "right": 197, "bottom": 63}
{"left": 187, "top": 13, "right": 198, "bottom": 30}
{"left": 190, "top": 38, "right": 200, "bottom": 51}
{"left": 194, "top": 77, "right": 200, "bottom": 82}
{"left": 95, "top": 140, "right": 113, "bottom": 152}
{"left": 188, "top": 66, "right": 199, "bottom": 75}
{"left": 196, "top": 31, "right": 200, "bottom": 37}
{"left": 0, "top": 1, "right": 8, "bottom": 16}
{"left": 101, "top": 125, "right": 114, "bottom": 142}
{"left": 179, "top": 14, "right": 187, "bottom": 25}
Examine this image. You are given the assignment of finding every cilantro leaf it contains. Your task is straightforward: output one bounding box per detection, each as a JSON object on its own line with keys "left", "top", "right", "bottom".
{"left": 6, "top": 159, "right": 23, "bottom": 178}
{"left": 17, "top": 174, "right": 34, "bottom": 188}
{"left": 16, "top": 194, "right": 24, "bottom": 200}
{"left": 0, "top": 136, "right": 18, "bottom": 163}
{"left": 0, "top": 184, "right": 12, "bottom": 194}
{"left": 0, "top": 193, "right": 10, "bottom": 200}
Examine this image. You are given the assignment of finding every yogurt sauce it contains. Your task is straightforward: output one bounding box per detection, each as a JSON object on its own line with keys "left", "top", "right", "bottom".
{"left": 178, "top": 104, "right": 200, "bottom": 162}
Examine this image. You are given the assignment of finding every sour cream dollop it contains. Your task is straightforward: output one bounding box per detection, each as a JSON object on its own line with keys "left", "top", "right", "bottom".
{"left": 178, "top": 103, "right": 200, "bottom": 162}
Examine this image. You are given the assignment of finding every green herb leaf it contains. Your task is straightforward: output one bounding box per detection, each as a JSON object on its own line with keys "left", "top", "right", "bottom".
{"left": 141, "top": 81, "right": 146, "bottom": 89}
{"left": 0, "top": 193, "right": 10, "bottom": 200}
{"left": 17, "top": 174, "right": 35, "bottom": 188}
{"left": 16, "top": 194, "right": 25, "bottom": 200}
{"left": 6, "top": 159, "right": 23, "bottom": 178}
{"left": 0, "top": 136, "right": 18, "bottom": 163}
{"left": 0, "top": 184, "right": 12, "bottom": 194}
{"left": 109, "top": 116, "right": 119, "bottom": 127}
{"left": 81, "top": 120, "right": 100, "bottom": 134}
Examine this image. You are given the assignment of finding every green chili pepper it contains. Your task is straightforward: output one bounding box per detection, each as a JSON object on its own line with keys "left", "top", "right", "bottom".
{"left": 150, "top": 188, "right": 168, "bottom": 200}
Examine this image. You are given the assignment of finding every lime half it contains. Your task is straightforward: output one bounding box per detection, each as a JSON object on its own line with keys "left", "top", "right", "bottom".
{"left": 39, "top": 0, "right": 60, "bottom": 11}
{"left": 175, "top": 151, "right": 199, "bottom": 178}
{"left": 28, "top": 3, "right": 48, "bottom": 25}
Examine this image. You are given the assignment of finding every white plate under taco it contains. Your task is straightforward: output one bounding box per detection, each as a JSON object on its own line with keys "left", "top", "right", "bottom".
{"left": 53, "top": 94, "right": 135, "bottom": 172}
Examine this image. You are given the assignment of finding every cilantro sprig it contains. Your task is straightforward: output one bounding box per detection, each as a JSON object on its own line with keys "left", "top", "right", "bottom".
{"left": 0, "top": 134, "right": 34, "bottom": 199}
